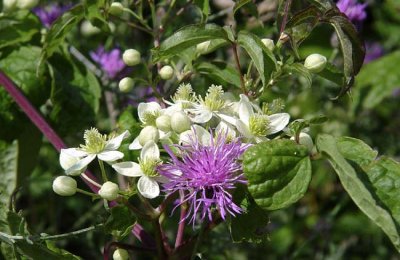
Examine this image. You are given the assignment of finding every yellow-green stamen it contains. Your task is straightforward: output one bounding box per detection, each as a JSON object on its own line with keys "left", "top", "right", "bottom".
{"left": 80, "top": 128, "right": 107, "bottom": 153}
{"left": 249, "top": 115, "right": 270, "bottom": 137}
{"left": 139, "top": 158, "right": 160, "bottom": 177}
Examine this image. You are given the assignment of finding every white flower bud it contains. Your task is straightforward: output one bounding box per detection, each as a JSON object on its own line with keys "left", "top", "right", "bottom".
{"left": 98, "top": 181, "right": 119, "bottom": 201}
{"left": 159, "top": 65, "right": 174, "bottom": 80}
{"left": 17, "top": 0, "right": 39, "bottom": 9}
{"left": 122, "top": 49, "right": 141, "bottom": 66}
{"left": 53, "top": 176, "right": 77, "bottom": 196}
{"left": 155, "top": 115, "right": 171, "bottom": 132}
{"left": 261, "top": 38, "right": 275, "bottom": 52}
{"left": 291, "top": 132, "right": 314, "bottom": 152}
{"left": 109, "top": 2, "right": 124, "bottom": 16}
{"left": 196, "top": 41, "right": 211, "bottom": 54}
{"left": 80, "top": 21, "right": 101, "bottom": 36}
{"left": 138, "top": 126, "right": 160, "bottom": 146}
{"left": 3, "top": 0, "right": 18, "bottom": 11}
{"left": 170, "top": 111, "right": 191, "bottom": 133}
{"left": 113, "top": 248, "right": 129, "bottom": 260}
{"left": 304, "top": 53, "right": 327, "bottom": 73}
{"left": 118, "top": 77, "right": 134, "bottom": 93}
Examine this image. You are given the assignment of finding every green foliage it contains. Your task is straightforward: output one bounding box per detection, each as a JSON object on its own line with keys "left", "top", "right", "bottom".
{"left": 195, "top": 61, "right": 241, "bottom": 88}
{"left": 104, "top": 205, "right": 137, "bottom": 240}
{"left": 317, "top": 134, "right": 400, "bottom": 251}
{"left": 243, "top": 139, "right": 312, "bottom": 210}
{"left": 83, "top": 0, "right": 110, "bottom": 32}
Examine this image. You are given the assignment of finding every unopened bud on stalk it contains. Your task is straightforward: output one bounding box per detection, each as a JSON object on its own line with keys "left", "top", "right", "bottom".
{"left": 53, "top": 176, "right": 77, "bottom": 196}
{"left": 81, "top": 21, "right": 101, "bottom": 36}
{"left": 138, "top": 126, "right": 159, "bottom": 146}
{"left": 159, "top": 65, "right": 174, "bottom": 80}
{"left": 109, "top": 2, "right": 124, "bottom": 16}
{"left": 118, "top": 77, "right": 134, "bottom": 92}
{"left": 261, "top": 38, "right": 275, "bottom": 52}
{"left": 123, "top": 49, "right": 141, "bottom": 66}
{"left": 196, "top": 41, "right": 211, "bottom": 54}
{"left": 304, "top": 53, "right": 327, "bottom": 73}
{"left": 291, "top": 132, "right": 314, "bottom": 152}
{"left": 156, "top": 115, "right": 171, "bottom": 132}
{"left": 170, "top": 111, "right": 191, "bottom": 133}
{"left": 113, "top": 248, "right": 129, "bottom": 260}
{"left": 98, "top": 181, "right": 119, "bottom": 201}
{"left": 17, "top": 0, "right": 39, "bottom": 9}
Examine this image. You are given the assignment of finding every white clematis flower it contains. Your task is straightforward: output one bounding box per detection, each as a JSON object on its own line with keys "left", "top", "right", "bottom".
{"left": 60, "top": 128, "right": 130, "bottom": 175}
{"left": 179, "top": 125, "right": 212, "bottom": 146}
{"left": 112, "top": 141, "right": 164, "bottom": 199}
{"left": 235, "top": 95, "right": 290, "bottom": 143}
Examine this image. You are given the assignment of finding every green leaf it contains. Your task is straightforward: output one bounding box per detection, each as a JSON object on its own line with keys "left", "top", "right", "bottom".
{"left": 329, "top": 14, "right": 365, "bottom": 87}
{"left": 233, "top": 0, "right": 259, "bottom": 20}
{"left": 283, "top": 63, "right": 312, "bottom": 88}
{"left": 0, "top": 10, "right": 40, "bottom": 49}
{"left": 83, "top": 0, "right": 110, "bottom": 32}
{"left": 152, "top": 24, "right": 230, "bottom": 62}
{"left": 243, "top": 139, "right": 312, "bottom": 210}
{"left": 0, "top": 141, "right": 18, "bottom": 215}
{"left": 316, "top": 134, "right": 400, "bottom": 251}
{"left": 39, "top": 5, "right": 85, "bottom": 69}
{"left": 316, "top": 61, "right": 344, "bottom": 85}
{"left": 237, "top": 31, "right": 276, "bottom": 87}
{"left": 194, "top": 0, "right": 210, "bottom": 22}
{"left": 336, "top": 136, "right": 378, "bottom": 167}
{"left": 355, "top": 51, "right": 400, "bottom": 109}
{"left": 104, "top": 206, "right": 136, "bottom": 240}
{"left": 230, "top": 196, "right": 269, "bottom": 243}
{"left": 195, "top": 61, "right": 241, "bottom": 88}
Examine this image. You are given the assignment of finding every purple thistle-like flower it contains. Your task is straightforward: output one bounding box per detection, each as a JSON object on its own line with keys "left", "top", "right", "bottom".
{"left": 336, "top": 0, "right": 367, "bottom": 24}
{"left": 158, "top": 132, "right": 249, "bottom": 225}
{"left": 33, "top": 3, "right": 73, "bottom": 28}
{"left": 89, "top": 46, "right": 126, "bottom": 79}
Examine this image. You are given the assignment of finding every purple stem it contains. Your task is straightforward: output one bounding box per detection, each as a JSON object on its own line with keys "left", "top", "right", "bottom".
{"left": 174, "top": 191, "right": 186, "bottom": 248}
{"left": 0, "top": 71, "right": 155, "bottom": 246}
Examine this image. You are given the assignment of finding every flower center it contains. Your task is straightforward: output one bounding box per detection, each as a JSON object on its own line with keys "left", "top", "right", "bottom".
{"left": 142, "top": 110, "right": 160, "bottom": 126}
{"left": 172, "top": 83, "right": 195, "bottom": 104}
{"left": 200, "top": 85, "right": 226, "bottom": 111}
{"left": 81, "top": 128, "right": 107, "bottom": 154}
{"left": 139, "top": 158, "right": 160, "bottom": 177}
{"left": 249, "top": 114, "right": 269, "bottom": 137}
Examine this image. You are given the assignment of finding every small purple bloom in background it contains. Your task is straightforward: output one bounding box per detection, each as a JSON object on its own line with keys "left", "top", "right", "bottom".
{"left": 158, "top": 131, "right": 248, "bottom": 225}
{"left": 90, "top": 46, "right": 126, "bottom": 80}
{"left": 336, "top": 0, "right": 367, "bottom": 24}
{"left": 364, "top": 42, "right": 384, "bottom": 64}
{"left": 33, "top": 3, "right": 73, "bottom": 28}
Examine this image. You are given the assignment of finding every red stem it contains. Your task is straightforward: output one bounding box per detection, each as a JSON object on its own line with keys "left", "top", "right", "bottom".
{"left": 174, "top": 191, "right": 186, "bottom": 248}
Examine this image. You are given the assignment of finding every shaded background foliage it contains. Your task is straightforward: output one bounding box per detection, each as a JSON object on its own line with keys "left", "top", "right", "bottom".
{"left": 0, "top": 0, "right": 399, "bottom": 259}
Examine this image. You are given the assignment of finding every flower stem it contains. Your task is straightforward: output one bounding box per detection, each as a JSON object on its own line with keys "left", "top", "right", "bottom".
{"left": 232, "top": 43, "right": 247, "bottom": 95}
{"left": 174, "top": 191, "right": 187, "bottom": 248}
{"left": 76, "top": 188, "right": 100, "bottom": 198}
{"left": 152, "top": 219, "right": 168, "bottom": 259}
{"left": 98, "top": 159, "right": 108, "bottom": 182}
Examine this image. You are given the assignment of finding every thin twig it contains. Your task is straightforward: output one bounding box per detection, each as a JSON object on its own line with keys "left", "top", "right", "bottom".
{"left": 232, "top": 44, "right": 247, "bottom": 95}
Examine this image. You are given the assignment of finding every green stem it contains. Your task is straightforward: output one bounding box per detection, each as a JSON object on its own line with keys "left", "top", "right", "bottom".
{"left": 76, "top": 188, "right": 100, "bottom": 198}
{"left": 98, "top": 159, "right": 108, "bottom": 182}
{"left": 232, "top": 43, "right": 247, "bottom": 95}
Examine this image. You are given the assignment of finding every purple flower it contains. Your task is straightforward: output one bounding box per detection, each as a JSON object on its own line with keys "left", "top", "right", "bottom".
{"left": 158, "top": 131, "right": 248, "bottom": 225}
{"left": 364, "top": 42, "right": 384, "bottom": 64}
{"left": 33, "top": 3, "right": 73, "bottom": 28}
{"left": 90, "top": 46, "right": 126, "bottom": 79}
{"left": 336, "top": 0, "right": 367, "bottom": 24}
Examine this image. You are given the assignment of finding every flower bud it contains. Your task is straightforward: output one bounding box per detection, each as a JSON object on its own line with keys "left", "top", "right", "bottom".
{"left": 80, "top": 20, "right": 101, "bottom": 36}
{"left": 291, "top": 132, "right": 314, "bottom": 152}
{"left": 159, "top": 65, "right": 174, "bottom": 80}
{"left": 123, "top": 49, "right": 141, "bottom": 66}
{"left": 304, "top": 53, "right": 327, "bottom": 73}
{"left": 98, "top": 181, "right": 119, "bottom": 201}
{"left": 261, "top": 38, "right": 275, "bottom": 52}
{"left": 196, "top": 41, "right": 211, "bottom": 54}
{"left": 170, "top": 111, "right": 191, "bottom": 133}
{"left": 118, "top": 77, "right": 134, "bottom": 93}
{"left": 53, "top": 176, "right": 77, "bottom": 196}
{"left": 138, "top": 126, "right": 159, "bottom": 146}
{"left": 109, "top": 2, "right": 124, "bottom": 16}
{"left": 17, "top": 0, "right": 39, "bottom": 9}
{"left": 155, "top": 115, "right": 171, "bottom": 132}
{"left": 3, "top": 0, "right": 18, "bottom": 11}
{"left": 113, "top": 248, "right": 129, "bottom": 260}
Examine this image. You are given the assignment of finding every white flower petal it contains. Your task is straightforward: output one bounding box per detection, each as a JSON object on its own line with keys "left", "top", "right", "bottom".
{"left": 138, "top": 102, "right": 161, "bottom": 123}
{"left": 238, "top": 95, "right": 254, "bottom": 124}
{"left": 235, "top": 119, "right": 253, "bottom": 139}
{"left": 105, "top": 130, "right": 130, "bottom": 150}
{"left": 189, "top": 109, "right": 213, "bottom": 123}
{"left": 60, "top": 150, "right": 82, "bottom": 171}
{"left": 98, "top": 151, "right": 124, "bottom": 162}
{"left": 129, "top": 137, "right": 142, "bottom": 150}
{"left": 193, "top": 125, "right": 212, "bottom": 146}
{"left": 112, "top": 162, "right": 143, "bottom": 177}
{"left": 137, "top": 176, "right": 160, "bottom": 199}
{"left": 60, "top": 148, "right": 88, "bottom": 158}
{"left": 141, "top": 141, "right": 160, "bottom": 160}
{"left": 267, "top": 113, "right": 290, "bottom": 135}
{"left": 216, "top": 121, "right": 237, "bottom": 139}
{"left": 218, "top": 113, "right": 237, "bottom": 125}
{"left": 65, "top": 154, "right": 96, "bottom": 175}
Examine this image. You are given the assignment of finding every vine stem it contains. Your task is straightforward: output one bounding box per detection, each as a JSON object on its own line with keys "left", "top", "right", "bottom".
{"left": 0, "top": 71, "right": 155, "bottom": 247}
{"left": 174, "top": 191, "right": 187, "bottom": 248}
{"left": 232, "top": 43, "right": 247, "bottom": 95}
